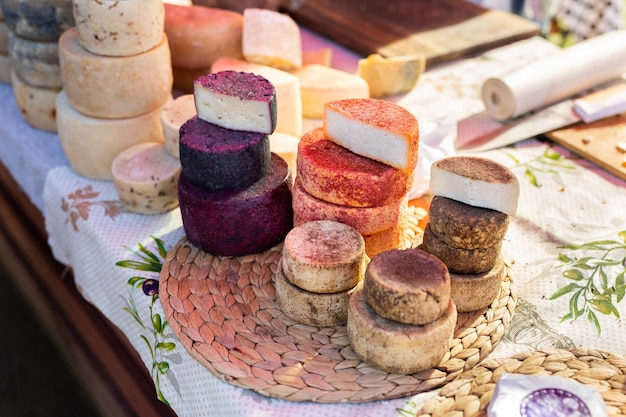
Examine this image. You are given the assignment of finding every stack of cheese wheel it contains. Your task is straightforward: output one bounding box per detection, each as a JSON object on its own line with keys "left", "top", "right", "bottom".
{"left": 347, "top": 248, "right": 457, "bottom": 374}
{"left": 0, "top": 7, "right": 10, "bottom": 83}
{"left": 178, "top": 70, "right": 293, "bottom": 257}
{"left": 419, "top": 156, "right": 520, "bottom": 313}
{"left": 275, "top": 220, "right": 367, "bottom": 327}
{"left": 293, "top": 98, "right": 420, "bottom": 258}
{"left": 1, "top": 0, "right": 74, "bottom": 131}
{"left": 56, "top": 0, "right": 174, "bottom": 186}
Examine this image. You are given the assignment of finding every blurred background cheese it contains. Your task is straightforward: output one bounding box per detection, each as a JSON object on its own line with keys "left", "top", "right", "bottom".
{"left": 357, "top": 53, "right": 425, "bottom": 98}
{"left": 10, "top": 70, "right": 59, "bottom": 132}
{"left": 8, "top": 31, "right": 61, "bottom": 89}
{"left": 0, "top": 15, "right": 10, "bottom": 84}
{"left": 269, "top": 132, "right": 299, "bottom": 177}
{"left": 161, "top": 94, "right": 196, "bottom": 159}
{"left": 0, "top": 54, "right": 11, "bottom": 84}
{"left": 0, "top": 19, "right": 8, "bottom": 54}
{"left": 192, "top": 0, "right": 280, "bottom": 12}
{"left": 0, "top": 0, "right": 74, "bottom": 41}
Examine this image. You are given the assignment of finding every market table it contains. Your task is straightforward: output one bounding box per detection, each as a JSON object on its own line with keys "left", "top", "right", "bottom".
{"left": 2, "top": 26, "right": 626, "bottom": 417}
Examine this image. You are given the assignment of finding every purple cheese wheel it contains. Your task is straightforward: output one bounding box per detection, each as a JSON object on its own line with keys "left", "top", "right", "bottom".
{"left": 179, "top": 153, "right": 293, "bottom": 257}
{"left": 179, "top": 116, "right": 270, "bottom": 190}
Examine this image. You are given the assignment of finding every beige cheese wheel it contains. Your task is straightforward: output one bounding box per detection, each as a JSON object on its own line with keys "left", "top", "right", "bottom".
{"left": 450, "top": 255, "right": 506, "bottom": 313}
{"left": 11, "top": 70, "right": 59, "bottom": 132}
{"left": 161, "top": 94, "right": 196, "bottom": 159}
{"left": 357, "top": 53, "right": 425, "bottom": 98}
{"left": 275, "top": 262, "right": 356, "bottom": 327}
{"left": 282, "top": 220, "right": 366, "bottom": 294}
{"left": 269, "top": 132, "right": 299, "bottom": 178}
{"left": 8, "top": 31, "right": 61, "bottom": 88}
{"left": 59, "top": 28, "right": 173, "bottom": 119}
{"left": 0, "top": 54, "right": 11, "bottom": 84}
{"left": 0, "top": 21, "right": 8, "bottom": 54}
{"left": 347, "top": 287, "right": 457, "bottom": 374}
{"left": 56, "top": 90, "right": 166, "bottom": 180}
{"left": 112, "top": 142, "right": 181, "bottom": 215}
{"left": 73, "top": 0, "right": 164, "bottom": 57}
{"left": 362, "top": 202, "right": 409, "bottom": 258}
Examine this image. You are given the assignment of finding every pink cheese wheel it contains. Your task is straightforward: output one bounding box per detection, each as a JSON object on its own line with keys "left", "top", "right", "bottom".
{"left": 179, "top": 153, "right": 293, "bottom": 257}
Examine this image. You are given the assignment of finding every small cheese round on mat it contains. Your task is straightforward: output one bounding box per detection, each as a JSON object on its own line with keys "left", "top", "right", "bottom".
{"left": 282, "top": 220, "right": 366, "bottom": 294}
{"left": 323, "top": 98, "right": 419, "bottom": 174}
{"left": 430, "top": 156, "right": 519, "bottom": 216}
{"left": 161, "top": 94, "right": 196, "bottom": 159}
{"left": 11, "top": 70, "right": 59, "bottom": 132}
{"left": 112, "top": 142, "right": 181, "bottom": 215}
{"left": 450, "top": 255, "right": 506, "bottom": 313}
{"left": 363, "top": 248, "right": 450, "bottom": 325}
{"left": 347, "top": 287, "right": 457, "bottom": 374}
{"left": 0, "top": 0, "right": 74, "bottom": 41}
{"left": 8, "top": 31, "right": 61, "bottom": 88}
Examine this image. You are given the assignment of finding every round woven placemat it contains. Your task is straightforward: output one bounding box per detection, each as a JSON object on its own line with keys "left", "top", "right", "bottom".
{"left": 159, "top": 207, "right": 517, "bottom": 403}
{"left": 416, "top": 348, "right": 626, "bottom": 416}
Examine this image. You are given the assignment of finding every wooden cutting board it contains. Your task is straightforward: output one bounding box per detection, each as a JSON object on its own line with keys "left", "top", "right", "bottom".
{"left": 282, "top": 0, "right": 540, "bottom": 66}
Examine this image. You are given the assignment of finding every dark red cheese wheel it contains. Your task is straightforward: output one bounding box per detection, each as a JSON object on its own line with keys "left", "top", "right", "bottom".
{"left": 179, "top": 116, "right": 270, "bottom": 190}
{"left": 179, "top": 153, "right": 293, "bottom": 257}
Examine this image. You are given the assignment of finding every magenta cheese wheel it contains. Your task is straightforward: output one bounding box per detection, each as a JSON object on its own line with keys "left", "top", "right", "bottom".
{"left": 179, "top": 116, "right": 270, "bottom": 190}
{"left": 179, "top": 153, "right": 293, "bottom": 256}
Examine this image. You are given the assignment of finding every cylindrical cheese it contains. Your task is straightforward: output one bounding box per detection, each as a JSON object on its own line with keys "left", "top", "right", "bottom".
{"left": 450, "top": 255, "right": 505, "bottom": 313}
{"left": 0, "top": 0, "right": 74, "bottom": 41}
{"left": 59, "top": 28, "right": 173, "bottom": 119}
{"left": 73, "top": 0, "right": 165, "bottom": 57}
{"left": 11, "top": 70, "right": 59, "bottom": 132}
{"left": 0, "top": 54, "right": 12, "bottom": 84}
{"left": 161, "top": 94, "right": 196, "bottom": 159}
{"left": 8, "top": 31, "right": 61, "bottom": 88}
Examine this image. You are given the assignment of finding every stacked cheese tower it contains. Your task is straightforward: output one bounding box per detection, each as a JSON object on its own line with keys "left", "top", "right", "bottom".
{"left": 178, "top": 70, "right": 293, "bottom": 257}
{"left": 56, "top": 0, "right": 175, "bottom": 190}
{"left": 419, "top": 156, "right": 520, "bottom": 312}
{"left": 293, "top": 98, "right": 420, "bottom": 258}
{"left": 347, "top": 248, "right": 457, "bottom": 374}
{"left": 0, "top": 7, "right": 10, "bottom": 84}
{"left": 1, "top": 0, "right": 74, "bottom": 131}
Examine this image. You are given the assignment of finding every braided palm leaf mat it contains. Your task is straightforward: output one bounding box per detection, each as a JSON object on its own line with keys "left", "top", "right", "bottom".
{"left": 417, "top": 348, "right": 626, "bottom": 416}
{"left": 159, "top": 207, "right": 517, "bottom": 403}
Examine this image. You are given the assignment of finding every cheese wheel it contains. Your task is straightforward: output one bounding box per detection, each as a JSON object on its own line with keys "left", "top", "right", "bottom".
{"left": 430, "top": 156, "right": 520, "bottom": 217}
{"left": 296, "top": 127, "right": 410, "bottom": 207}
{"left": 0, "top": 54, "right": 11, "bottom": 84}
{"left": 282, "top": 220, "right": 366, "bottom": 294}
{"left": 11, "top": 70, "right": 59, "bottom": 132}
{"left": 161, "top": 94, "right": 196, "bottom": 159}
{"left": 363, "top": 248, "right": 450, "bottom": 325}
{"left": 357, "top": 53, "right": 425, "bottom": 98}
{"left": 179, "top": 116, "right": 270, "bottom": 190}
{"left": 59, "top": 28, "right": 173, "bottom": 119}
{"left": 363, "top": 221, "right": 407, "bottom": 259}
{"left": 56, "top": 90, "right": 165, "bottom": 180}
{"left": 292, "top": 178, "right": 407, "bottom": 236}
{"left": 73, "top": 0, "right": 165, "bottom": 57}
{"left": 112, "top": 142, "right": 181, "bottom": 215}
{"left": 211, "top": 57, "right": 302, "bottom": 137}
{"left": 178, "top": 153, "right": 293, "bottom": 257}
{"left": 450, "top": 255, "right": 506, "bottom": 313}
{"left": 428, "top": 196, "right": 510, "bottom": 250}
{"left": 269, "top": 132, "right": 298, "bottom": 178}
{"left": 347, "top": 287, "right": 457, "bottom": 374}
{"left": 171, "top": 65, "right": 211, "bottom": 93}
{"left": 275, "top": 262, "right": 355, "bottom": 327}
{"left": 293, "top": 64, "right": 370, "bottom": 119}
{"left": 324, "top": 98, "right": 420, "bottom": 174}
{"left": 302, "top": 48, "right": 332, "bottom": 67}
{"left": 242, "top": 8, "right": 301, "bottom": 70}
{"left": 164, "top": 3, "right": 243, "bottom": 69}
{"left": 0, "top": 0, "right": 74, "bottom": 41}
{"left": 0, "top": 21, "right": 9, "bottom": 54}
{"left": 419, "top": 223, "right": 501, "bottom": 274}
{"left": 8, "top": 31, "right": 61, "bottom": 88}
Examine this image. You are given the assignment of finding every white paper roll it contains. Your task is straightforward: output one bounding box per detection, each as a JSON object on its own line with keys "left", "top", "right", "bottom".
{"left": 482, "top": 30, "right": 626, "bottom": 121}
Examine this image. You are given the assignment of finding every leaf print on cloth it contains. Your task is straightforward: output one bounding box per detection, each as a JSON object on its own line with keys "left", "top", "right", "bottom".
{"left": 61, "top": 185, "right": 124, "bottom": 231}
{"left": 506, "top": 145, "right": 577, "bottom": 188}
{"left": 550, "top": 230, "right": 626, "bottom": 336}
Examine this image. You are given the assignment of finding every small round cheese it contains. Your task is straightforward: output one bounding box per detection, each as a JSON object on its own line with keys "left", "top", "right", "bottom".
{"left": 11, "top": 70, "right": 59, "bottom": 132}
{"left": 450, "top": 255, "right": 506, "bottom": 313}
{"left": 8, "top": 31, "right": 61, "bottom": 88}
{"left": 73, "top": 0, "right": 165, "bottom": 57}
{"left": 0, "top": 0, "right": 74, "bottom": 41}
{"left": 161, "top": 94, "right": 196, "bottom": 159}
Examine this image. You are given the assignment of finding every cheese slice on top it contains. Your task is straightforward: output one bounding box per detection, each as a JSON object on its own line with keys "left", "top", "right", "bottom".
{"left": 323, "top": 98, "right": 419, "bottom": 174}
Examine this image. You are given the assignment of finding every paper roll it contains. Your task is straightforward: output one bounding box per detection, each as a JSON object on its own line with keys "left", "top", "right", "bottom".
{"left": 482, "top": 30, "right": 626, "bottom": 121}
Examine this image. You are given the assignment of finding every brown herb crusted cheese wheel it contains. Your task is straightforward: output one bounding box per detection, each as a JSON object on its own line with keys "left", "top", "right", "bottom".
{"left": 347, "top": 286, "right": 457, "bottom": 374}
{"left": 428, "top": 196, "right": 510, "bottom": 250}
{"left": 419, "top": 224, "right": 501, "bottom": 274}
{"left": 450, "top": 255, "right": 506, "bottom": 313}
{"left": 363, "top": 248, "right": 450, "bottom": 325}
{"left": 282, "top": 220, "right": 366, "bottom": 294}
{"left": 296, "top": 127, "right": 411, "bottom": 208}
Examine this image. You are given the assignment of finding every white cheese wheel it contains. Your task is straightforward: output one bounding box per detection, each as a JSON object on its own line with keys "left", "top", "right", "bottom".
{"left": 0, "top": 54, "right": 11, "bottom": 84}
{"left": 269, "top": 132, "right": 299, "bottom": 178}
{"left": 242, "top": 8, "right": 301, "bottom": 70}
{"left": 293, "top": 64, "right": 369, "bottom": 119}
{"left": 56, "top": 90, "right": 166, "bottom": 180}
{"left": 73, "top": 0, "right": 164, "bottom": 57}
{"left": 59, "top": 28, "right": 173, "bottom": 119}
{"left": 8, "top": 31, "right": 61, "bottom": 88}
{"left": 450, "top": 254, "right": 506, "bottom": 313}
{"left": 112, "top": 142, "right": 181, "bottom": 215}
{"left": 0, "top": 0, "right": 74, "bottom": 41}
{"left": 11, "top": 70, "right": 59, "bottom": 132}
{"left": 347, "top": 287, "right": 457, "bottom": 374}
{"left": 282, "top": 220, "right": 366, "bottom": 294}
{"left": 357, "top": 53, "right": 425, "bottom": 98}
{"left": 0, "top": 21, "right": 8, "bottom": 54}
{"left": 161, "top": 94, "right": 196, "bottom": 159}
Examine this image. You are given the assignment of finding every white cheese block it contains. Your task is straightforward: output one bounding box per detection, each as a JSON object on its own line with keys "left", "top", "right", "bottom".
{"left": 73, "top": 0, "right": 164, "bottom": 57}
{"left": 242, "top": 8, "right": 301, "bottom": 71}
{"left": 56, "top": 90, "right": 165, "bottom": 180}
{"left": 59, "top": 28, "right": 173, "bottom": 119}
{"left": 357, "top": 53, "right": 425, "bottom": 98}
{"left": 0, "top": 0, "right": 74, "bottom": 41}
{"left": 8, "top": 31, "right": 61, "bottom": 88}
{"left": 161, "top": 94, "right": 196, "bottom": 159}
{"left": 211, "top": 57, "right": 302, "bottom": 137}
{"left": 11, "top": 70, "right": 59, "bottom": 132}
{"left": 0, "top": 21, "right": 8, "bottom": 54}
{"left": 293, "top": 64, "right": 370, "bottom": 119}
{"left": 269, "top": 132, "right": 299, "bottom": 178}
{"left": 430, "top": 156, "right": 520, "bottom": 216}
{"left": 0, "top": 54, "right": 11, "bottom": 84}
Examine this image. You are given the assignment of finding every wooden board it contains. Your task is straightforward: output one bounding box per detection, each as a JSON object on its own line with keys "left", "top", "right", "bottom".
{"left": 282, "top": 0, "right": 540, "bottom": 67}
{"left": 546, "top": 114, "right": 626, "bottom": 181}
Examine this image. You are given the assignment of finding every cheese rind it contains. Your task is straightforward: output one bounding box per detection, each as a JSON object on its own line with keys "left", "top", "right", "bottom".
{"left": 11, "top": 70, "right": 59, "bottom": 132}
{"left": 450, "top": 255, "right": 505, "bottom": 313}
{"left": 8, "top": 31, "right": 61, "bottom": 88}
{"left": 161, "top": 94, "right": 196, "bottom": 159}
{"left": 0, "top": 21, "right": 9, "bottom": 54}
{"left": 0, "top": 0, "right": 74, "bottom": 41}
{"left": 357, "top": 53, "right": 425, "bottom": 98}
{"left": 0, "top": 54, "right": 12, "bottom": 84}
